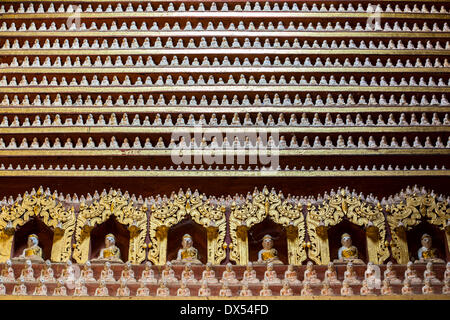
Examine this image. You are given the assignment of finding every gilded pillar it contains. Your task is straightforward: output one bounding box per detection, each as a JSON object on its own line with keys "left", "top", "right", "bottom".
{"left": 236, "top": 225, "right": 249, "bottom": 265}
{"left": 156, "top": 226, "right": 169, "bottom": 265}
{"left": 0, "top": 229, "right": 14, "bottom": 263}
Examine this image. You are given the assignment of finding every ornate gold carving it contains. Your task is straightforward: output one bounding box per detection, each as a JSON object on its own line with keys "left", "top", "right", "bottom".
{"left": 387, "top": 193, "right": 450, "bottom": 264}
{"left": 229, "top": 187, "right": 307, "bottom": 265}
{"left": 147, "top": 191, "right": 226, "bottom": 265}
{"left": 72, "top": 190, "right": 147, "bottom": 264}
{"left": 307, "top": 190, "right": 389, "bottom": 265}
{"left": 0, "top": 188, "right": 75, "bottom": 263}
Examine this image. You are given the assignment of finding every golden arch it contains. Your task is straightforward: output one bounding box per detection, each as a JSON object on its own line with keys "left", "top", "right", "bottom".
{"left": 229, "top": 187, "right": 307, "bottom": 265}
{"left": 307, "top": 189, "right": 389, "bottom": 265}
{"left": 0, "top": 188, "right": 75, "bottom": 263}
{"left": 147, "top": 190, "right": 227, "bottom": 265}
{"left": 387, "top": 193, "right": 449, "bottom": 264}
{"left": 72, "top": 190, "right": 148, "bottom": 264}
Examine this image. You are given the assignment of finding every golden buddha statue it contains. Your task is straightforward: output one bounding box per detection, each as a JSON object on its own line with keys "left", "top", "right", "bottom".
{"left": 416, "top": 234, "right": 445, "bottom": 263}
{"left": 14, "top": 234, "right": 44, "bottom": 263}
{"left": 334, "top": 233, "right": 364, "bottom": 264}
{"left": 92, "top": 234, "right": 123, "bottom": 263}
{"left": 255, "top": 235, "right": 283, "bottom": 265}
{"left": 172, "top": 234, "right": 202, "bottom": 265}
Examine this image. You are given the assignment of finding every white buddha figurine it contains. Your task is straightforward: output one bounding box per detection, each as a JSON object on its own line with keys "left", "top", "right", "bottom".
{"left": 0, "top": 279, "right": 5, "bottom": 295}
{"left": 219, "top": 281, "right": 233, "bottom": 297}
{"left": 323, "top": 262, "right": 341, "bottom": 285}
{"left": 116, "top": 279, "right": 130, "bottom": 296}
{"left": 280, "top": 280, "right": 294, "bottom": 296}
{"left": 120, "top": 261, "right": 136, "bottom": 283}
{"left": 94, "top": 280, "right": 109, "bottom": 296}
{"left": 364, "top": 262, "right": 381, "bottom": 288}
{"left": 239, "top": 283, "right": 253, "bottom": 296}
{"left": 303, "top": 261, "right": 321, "bottom": 285}
{"left": 423, "top": 261, "right": 441, "bottom": 284}
{"left": 264, "top": 263, "right": 281, "bottom": 285}
{"left": 1, "top": 260, "right": 15, "bottom": 282}
{"left": 340, "top": 280, "right": 353, "bottom": 296}
{"left": 136, "top": 282, "right": 150, "bottom": 297}
{"left": 12, "top": 277, "right": 27, "bottom": 295}
{"left": 343, "top": 262, "right": 361, "bottom": 285}
{"left": 259, "top": 282, "right": 272, "bottom": 296}
{"left": 401, "top": 279, "right": 414, "bottom": 295}
{"left": 80, "top": 261, "right": 96, "bottom": 282}
{"left": 58, "top": 260, "right": 75, "bottom": 285}
{"left": 383, "top": 261, "right": 401, "bottom": 284}
{"left": 404, "top": 261, "right": 422, "bottom": 284}
{"left": 139, "top": 261, "right": 157, "bottom": 284}
{"left": 53, "top": 279, "right": 67, "bottom": 296}
{"left": 284, "top": 264, "right": 301, "bottom": 285}
{"left": 156, "top": 281, "right": 170, "bottom": 296}
{"left": 201, "top": 262, "right": 218, "bottom": 284}
{"left": 242, "top": 262, "right": 260, "bottom": 284}
{"left": 99, "top": 262, "right": 115, "bottom": 283}
{"left": 33, "top": 278, "right": 47, "bottom": 296}
{"left": 73, "top": 279, "right": 88, "bottom": 296}
{"left": 20, "top": 260, "right": 35, "bottom": 282}
{"left": 177, "top": 281, "right": 190, "bottom": 297}
{"left": 181, "top": 263, "right": 197, "bottom": 284}
{"left": 220, "top": 263, "right": 239, "bottom": 284}
{"left": 198, "top": 280, "right": 211, "bottom": 297}
{"left": 40, "top": 260, "right": 55, "bottom": 283}
{"left": 161, "top": 262, "right": 178, "bottom": 284}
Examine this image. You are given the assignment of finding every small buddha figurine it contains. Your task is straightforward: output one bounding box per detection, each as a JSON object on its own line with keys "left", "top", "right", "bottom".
{"left": 284, "top": 264, "right": 301, "bottom": 285}
{"left": 99, "top": 262, "right": 116, "bottom": 283}
{"left": 116, "top": 279, "right": 130, "bottom": 297}
{"left": 256, "top": 235, "right": 283, "bottom": 264}
{"left": 181, "top": 263, "right": 197, "bottom": 284}
{"left": 120, "top": 261, "right": 136, "bottom": 283}
{"left": 198, "top": 280, "right": 211, "bottom": 297}
{"left": 156, "top": 281, "right": 170, "bottom": 297}
{"left": 242, "top": 262, "right": 260, "bottom": 284}
{"left": 360, "top": 280, "right": 375, "bottom": 296}
{"left": 303, "top": 261, "right": 321, "bottom": 285}
{"left": 80, "top": 261, "right": 96, "bottom": 282}
{"left": 344, "top": 262, "right": 361, "bottom": 285}
{"left": 20, "top": 260, "right": 35, "bottom": 282}
{"left": 0, "top": 279, "right": 5, "bottom": 295}
{"left": 220, "top": 263, "right": 239, "bottom": 284}
{"left": 53, "top": 279, "right": 67, "bottom": 296}
{"left": 94, "top": 280, "right": 109, "bottom": 297}
{"left": 172, "top": 234, "right": 202, "bottom": 265}
{"left": 301, "top": 282, "right": 314, "bottom": 296}
{"left": 340, "top": 280, "right": 353, "bottom": 296}
{"left": 73, "top": 279, "right": 88, "bottom": 296}
{"left": 264, "top": 263, "right": 281, "bottom": 285}
{"left": 202, "top": 262, "right": 218, "bottom": 284}
{"left": 422, "top": 279, "right": 434, "bottom": 295}
{"left": 59, "top": 260, "right": 75, "bottom": 285}
{"left": 323, "top": 262, "right": 341, "bottom": 285}
{"left": 416, "top": 234, "right": 445, "bottom": 263}
{"left": 404, "top": 262, "right": 422, "bottom": 284}
{"left": 239, "top": 283, "right": 253, "bottom": 296}
{"left": 33, "top": 278, "right": 47, "bottom": 296}
{"left": 12, "top": 277, "right": 27, "bottom": 295}
{"left": 383, "top": 262, "right": 401, "bottom": 284}
{"left": 423, "top": 261, "right": 441, "bottom": 284}
{"left": 364, "top": 262, "right": 381, "bottom": 288}
{"left": 259, "top": 282, "right": 272, "bottom": 296}
{"left": 219, "top": 281, "right": 233, "bottom": 297}
{"left": 381, "top": 279, "right": 394, "bottom": 295}
{"left": 442, "top": 279, "right": 450, "bottom": 295}
{"left": 177, "top": 281, "right": 191, "bottom": 297}
{"left": 15, "top": 234, "right": 44, "bottom": 262}
{"left": 40, "top": 260, "right": 55, "bottom": 282}
{"left": 139, "top": 261, "right": 157, "bottom": 284}
{"left": 1, "top": 260, "right": 15, "bottom": 282}
{"left": 445, "top": 262, "right": 450, "bottom": 281}
{"left": 136, "top": 282, "right": 150, "bottom": 297}
{"left": 280, "top": 280, "right": 294, "bottom": 296}
{"left": 161, "top": 262, "right": 178, "bottom": 284}
{"left": 401, "top": 279, "right": 414, "bottom": 295}
{"left": 335, "top": 233, "right": 364, "bottom": 264}
{"left": 320, "top": 281, "right": 335, "bottom": 296}
{"left": 92, "top": 234, "right": 123, "bottom": 263}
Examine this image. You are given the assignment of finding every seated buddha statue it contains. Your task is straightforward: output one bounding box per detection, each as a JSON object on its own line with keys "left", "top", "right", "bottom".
{"left": 92, "top": 234, "right": 123, "bottom": 263}
{"left": 99, "top": 262, "right": 116, "bottom": 283}
{"left": 422, "top": 279, "right": 434, "bottom": 295}
{"left": 334, "top": 233, "right": 364, "bottom": 264}
{"left": 198, "top": 281, "right": 211, "bottom": 297}
{"left": 139, "top": 261, "right": 157, "bottom": 284}
{"left": 404, "top": 261, "right": 422, "bottom": 284}
{"left": 161, "top": 262, "right": 178, "bottom": 284}
{"left": 255, "top": 235, "right": 283, "bottom": 265}
{"left": 381, "top": 279, "right": 394, "bottom": 295}
{"left": 12, "top": 278, "right": 27, "bottom": 295}
{"left": 181, "top": 263, "right": 197, "bottom": 284}
{"left": 1, "top": 260, "right": 15, "bottom": 282}
{"left": 360, "top": 280, "right": 375, "bottom": 296}
{"left": 220, "top": 263, "right": 239, "bottom": 284}
{"left": 120, "top": 261, "right": 136, "bottom": 283}
{"left": 136, "top": 282, "right": 150, "bottom": 297}
{"left": 40, "top": 260, "right": 55, "bottom": 282}
{"left": 301, "top": 282, "right": 314, "bottom": 296}
{"left": 364, "top": 262, "right": 381, "bottom": 288}
{"left": 201, "top": 262, "right": 218, "bottom": 284}
{"left": 14, "top": 234, "right": 44, "bottom": 263}
{"left": 401, "top": 279, "right": 414, "bottom": 295}
{"left": 284, "top": 264, "right": 301, "bottom": 285}
{"left": 177, "top": 281, "right": 191, "bottom": 297}
{"left": 259, "top": 282, "right": 272, "bottom": 296}
{"left": 343, "top": 262, "right": 361, "bottom": 285}
{"left": 80, "top": 261, "right": 96, "bottom": 282}
{"left": 239, "top": 283, "right": 253, "bottom": 297}
{"left": 33, "top": 279, "right": 47, "bottom": 296}
{"left": 172, "top": 234, "right": 202, "bottom": 265}
{"left": 264, "top": 263, "right": 281, "bottom": 285}
{"left": 303, "top": 261, "right": 321, "bottom": 285}
{"left": 20, "top": 260, "right": 35, "bottom": 282}
{"left": 323, "top": 262, "right": 340, "bottom": 285}
{"left": 116, "top": 280, "right": 130, "bottom": 297}
{"left": 416, "top": 234, "right": 445, "bottom": 263}
{"left": 242, "top": 262, "right": 259, "bottom": 284}
{"left": 442, "top": 279, "right": 450, "bottom": 295}
{"left": 73, "top": 279, "right": 88, "bottom": 296}
{"left": 340, "top": 280, "right": 353, "bottom": 296}
{"left": 219, "top": 282, "right": 232, "bottom": 297}
{"left": 383, "top": 261, "right": 401, "bottom": 284}
{"left": 0, "top": 279, "right": 5, "bottom": 295}
{"left": 58, "top": 260, "right": 75, "bottom": 285}
{"left": 423, "top": 261, "right": 441, "bottom": 284}
{"left": 53, "top": 280, "right": 67, "bottom": 296}
{"left": 280, "top": 281, "right": 294, "bottom": 296}
{"left": 94, "top": 280, "right": 109, "bottom": 297}
{"left": 156, "top": 281, "right": 170, "bottom": 297}
{"left": 320, "top": 281, "right": 335, "bottom": 296}
{"left": 445, "top": 262, "right": 450, "bottom": 281}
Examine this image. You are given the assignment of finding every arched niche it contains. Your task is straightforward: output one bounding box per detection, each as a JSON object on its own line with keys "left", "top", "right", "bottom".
{"left": 89, "top": 217, "right": 130, "bottom": 263}
{"left": 12, "top": 218, "right": 54, "bottom": 261}
{"left": 328, "top": 220, "right": 368, "bottom": 263}
{"left": 248, "top": 218, "right": 288, "bottom": 264}
{"left": 148, "top": 191, "right": 226, "bottom": 265}
{"left": 0, "top": 189, "right": 75, "bottom": 263}
{"left": 72, "top": 190, "right": 148, "bottom": 264}
{"left": 406, "top": 221, "right": 448, "bottom": 262}
{"left": 307, "top": 190, "right": 389, "bottom": 265}
{"left": 387, "top": 193, "right": 449, "bottom": 264}
{"left": 229, "top": 188, "right": 306, "bottom": 265}
{"left": 166, "top": 218, "right": 207, "bottom": 264}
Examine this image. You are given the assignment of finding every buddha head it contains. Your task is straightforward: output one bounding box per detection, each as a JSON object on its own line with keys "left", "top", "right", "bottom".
{"left": 226, "top": 263, "right": 232, "bottom": 271}
{"left": 421, "top": 233, "right": 432, "bottom": 249}
{"left": 262, "top": 282, "right": 269, "bottom": 290}
{"left": 45, "top": 260, "right": 51, "bottom": 268}
{"left": 341, "top": 233, "right": 352, "bottom": 248}
{"left": 362, "top": 280, "right": 368, "bottom": 287}
{"left": 105, "top": 262, "right": 111, "bottom": 269}
{"left": 267, "top": 263, "right": 273, "bottom": 271}
{"left": 282, "top": 280, "right": 290, "bottom": 289}
{"left": 447, "top": 262, "right": 450, "bottom": 271}
{"left": 424, "top": 279, "right": 431, "bottom": 287}
{"left": 287, "top": 264, "right": 294, "bottom": 272}
{"left": 182, "top": 234, "right": 193, "bottom": 249}
{"left": 145, "top": 261, "right": 152, "bottom": 269}
{"left": 307, "top": 261, "right": 314, "bottom": 270}
{"left": 6, "top": 259, "right": 11, "bottom": 267}
{"left": 346, "top": 262, "right": 353, "bottom": 271}
{"left": 85, "top": 261, "right": 91, "bottom": 269}
{"left": 58, "top": 279, "right": 64, "bottom": 287}
{"left": 246, "top": 262, "right": 253, "bottom": 271}
{"left": 426, "top": 261, "right": 433, "bottom": 271}
{"left": 327, "top": 262, "right": 334, "bottom": 271}
{"left": 262, "top": 234, "right": 274, "bottom": 250}
{"left": 323, "top": 281, "right": 330, "bottom": 289}
{"left": 28, "top": 234, "right": 39, "bottom": 247}
{"left": 206, "top": 262, "right": 212, "bottom": 270}
{"left": 99, "top": 280, "right": 105, "bottom": 288}
{"left": 160, "top": 281, "right": 167, "bottom": 288}
{"left": 242, "top": 282, "right": 249, "bottom": 290}
{"left": 184, "top": 263, "right": 192, "bottom": 271}
{"left": 105, "top": 233, "right": 116, "bottom": 247}
{"left": 386, "top": 261, "right": 393, "bottom": 270}
{"left": 407, "top": 261, "right": 413, "bottom": 269}
{"left": 165, "top": 262, "right": 172, "bottom": 270}
{"left": 342, "top": 280, "right": 349, "bottom": 288}
{"left": 26, "top": 259, "right": 32, "bottom": 268}
{"left": 125, "top": 261, "right": 132, "bottom": 269}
